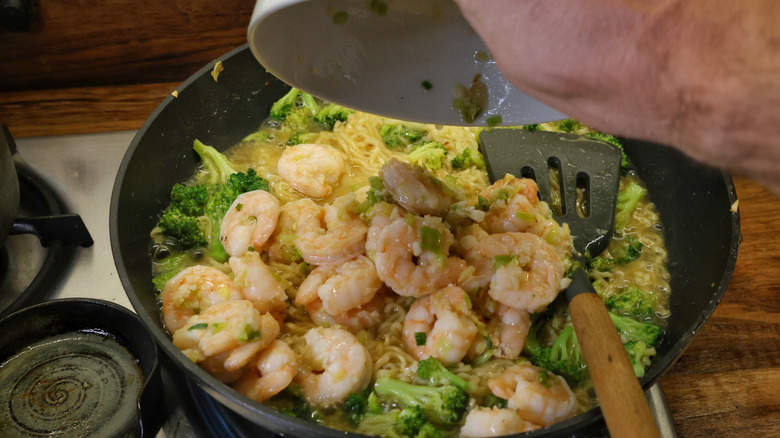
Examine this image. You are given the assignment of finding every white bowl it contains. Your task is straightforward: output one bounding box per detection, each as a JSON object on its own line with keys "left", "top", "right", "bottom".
{"left": 248, "top": 0, "right": 565, "bottom": 126}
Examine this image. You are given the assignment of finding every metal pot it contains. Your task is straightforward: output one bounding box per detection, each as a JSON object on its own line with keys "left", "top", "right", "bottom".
{"left": 110, "top": 44, "right": 740, "bottom": 437}
{"left": 0, "top": 124, "right": 20, "bottom": 245}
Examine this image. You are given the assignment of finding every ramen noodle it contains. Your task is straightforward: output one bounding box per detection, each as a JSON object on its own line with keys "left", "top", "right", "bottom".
{"left": 151, "top": 97, "right": 670, "bottom": 437}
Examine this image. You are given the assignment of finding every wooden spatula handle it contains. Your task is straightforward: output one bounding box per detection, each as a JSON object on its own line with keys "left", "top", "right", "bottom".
{"left": 569, "top": 292, "right": 661, "bottom": 438}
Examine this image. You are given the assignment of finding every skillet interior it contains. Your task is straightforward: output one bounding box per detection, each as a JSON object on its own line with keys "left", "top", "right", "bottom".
{"left": 110, "top": 44, "right": 740, "bottom": 437}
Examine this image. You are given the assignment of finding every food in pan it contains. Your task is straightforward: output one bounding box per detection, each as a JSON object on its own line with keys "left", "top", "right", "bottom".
{"left": 149, "top": 88, "right": 670, "bottom": 437}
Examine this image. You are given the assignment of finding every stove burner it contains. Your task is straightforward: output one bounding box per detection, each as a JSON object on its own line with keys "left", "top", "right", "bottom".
{"left": 0, "top": 162, "right": 92, "bottom": 318}
{"left": 0, "top": 331, "right": 144, "bottom": 437}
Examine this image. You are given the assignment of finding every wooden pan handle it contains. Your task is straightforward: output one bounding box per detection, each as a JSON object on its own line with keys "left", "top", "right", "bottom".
{"left": 569, "top": 291, "right": 661, "bottom": 438}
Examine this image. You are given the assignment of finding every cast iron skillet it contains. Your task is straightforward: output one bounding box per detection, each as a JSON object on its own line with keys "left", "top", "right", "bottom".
{"left": 110, "top": 44, "right": 740, "bottom": 437}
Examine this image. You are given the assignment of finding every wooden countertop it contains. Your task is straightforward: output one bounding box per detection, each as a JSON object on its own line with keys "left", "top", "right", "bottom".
{"left": 1, "top": 84, "right": 778, "bottom": 438}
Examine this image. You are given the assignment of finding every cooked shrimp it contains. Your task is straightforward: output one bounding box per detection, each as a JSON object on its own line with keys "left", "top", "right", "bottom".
{"left": 374, "top": 216, "right": 466, "bottom": 297}
{"left": 479, "top": 175, "right": 573, "bottom": 258}
{"left": 379, "top": 158, "right": 464, "bottom": 216}
{"left": 297, "top": 327, "right": 373, "bottom": 406}
{"left": 452, "top": 223, "right": 494, "bottom": 292}
{"left": 296, "top": 255, "right": 382, "bottom": 315}
{"left": 233, "top": 339, "right": 298, "bottom": 403}
{"left": 220, "top": 189, "right": 280, "bottom": 257}
{"left": 172, "top": 300, "right": 280, "bottom": 372}
{"left": 229, "top": 251, "right": 288, "bottom": 314}
{"left": 264, "top": 200, "right": 302, "bottom": 264}
{"left": 486, "top": 304, "right": 531, "bottom": 360}
{"left": 479, "top": 232, "right": 568, "bottom": 313}
{"left": 277, "top": 143, "right": 345, "bottom": 199}
{"left": 479, "top": 175, "right": 542, "bottom": 234}
{"left": 287, "top": 196, "right": 368, "bottom": 266}
{"left": 402, "top": 286, "right": 479, "bottom": 365}
{"left": 305, "top": 291, "right": 386, "bottom": 333}
{"left": 162, "top": 265, "right": 243, "bottom": 333}
{"left": 199, "top": 352, "right": 245, "bottom": 384}
{"left": 488, "top": 362, "right": 578, "bottom": 426}
{"left": 460, "top": 407, "right": 540, "bottom": 437}
{"left": 364, "top": 201, "right": 405, "bottom": 260}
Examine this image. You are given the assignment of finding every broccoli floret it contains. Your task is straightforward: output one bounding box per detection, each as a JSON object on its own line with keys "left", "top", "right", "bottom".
{"left": 528, "top": 325, "right": 587, "bottom": 386}
{"left": 380, "top": 124, "right": 427, "bottom": 149}
{"left": 450, "top": 147, "right": 486, "bottom": 170}
{"left": 278, "top": 383, "right": 318, "bottom": 421}
{"left": 408, "top": 142, "right": 447, "bottom": 170}
{"left": 586, "top": 131, "right": 631, "bottom": 175}
{"left": 587, "top": 235, "right": 643, "bottom": 271}
{"left": 587, "top": 255, "right": 615, "bottom": 272}
{"left": 169, "top": 183, "right": 208, "bottom": 216}
{"left": 556, "top": 118, "right": 582, "bottom": 133}
{"left": 151, "top": 252, "right": 200, "bottom": 291}
{"left": 288, "top": 131, "right": 319, "bottom": 145}
{"left": 344, "top": 392, "right": 369, "bottom": 425}
{"left": 417, "top": 357, "right": 472, "bottom": 393}
{"left": 372, "top": 377, "right": 468, "bottom": 426}
{"left": 397, "top": 405, "right": 432, "bottom": 437}
{"left": 193, "top": 139, "right": 238, "bottom": 185}
{"left": 482, "top": 393, "right": 508, "bottom": 409}
{"left": 609, "top": 312, "right": 663, "bottom": 346}
{"left": 613, "top": 235, "right": 643, "bottom": 263}
{"left": 522, "top": 124, "right": 540, "bottom": 131}
{"left": 270, "top": 87, "right": 302, "bottom": 120}
{"left": 357, "top": 406, "right": 440, "bottom": 438}
{"left": 314, "top": 103, "right": 354, "bottom": 130}
{"left": 269, "top": 88, "right": 324, "bottom": 143}
{"left": 157, "top": 208, "right": 207, "bottom": 250}
{"left": 614, "top": 181, "right": 647, "bottom": 231}
{"left": 624, "top": 340, "right": 657, "bottom": 378}
{"left": 605, "top": 287, "right": 658, "bottom": 321}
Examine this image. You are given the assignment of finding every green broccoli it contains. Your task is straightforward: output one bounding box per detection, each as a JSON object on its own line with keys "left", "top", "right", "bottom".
{"left": 605, "top": 287, "right": 658, "bottom": 321}
{"left": 380, "top": 124, "right": 427, "bottom": 149}
{"left": 623, "top": 340, "right": 657, "bottom": 378}
{"left": 157, "top": 207, "right": 208, "bottom": 250}
{"left": 193, "top": 139, "right": 239, "bottom": 185}
{"left": 609, "top": 312, "right": 663, "bottom": 346}
{"left": 357, "top": 406, "right": 441, "bottom": 438}
{"left": 314, "top": 103, "right": 354, "bottom": 130}
{"left": 614, "top": 181, "right": 647, "bottom": 231}
{"left": 585, "top": 131, "right": 631, "bottom": 175}
{"left": 450, "top": 147, "right": 486, "bottom": 170}
{"left": 525, "top": 324, "right": 587, "bottom": 386}
{"left": 556, "top": 118, "right": 582, "bottom": 133}
{"left": 169, "top": 183, "right": 208, "bottom": 216}
{"left": 372, "top": 377, "right": 468, "bottom": 426}
{"left": 288, "top": 131, "right": 319, "bottom": 145}
{"left": 344, "top": 392, "right": 369, "bottom": 425}
{"left": 408, "top": 142, "right": 447, "bottom": 170}
{"left": 587, "top": 235, "right": 643, "bottom": 271}
{"left": 151, "top": 251, "right": 201, "bottom": 291}
{"left": 482, "top": 393, "right": 508, "bottom": 409}
{"left": 278, "top": 383, "right": 318, "bottom": 421}
{"left": 613, "top": 236, "right": 643, "bottom": 263}
{"left": 269, "top": 88, "right": 324, "bottom": 143}
{"left": 417, "top": 357, "right": 472, "bottom": 393}
{"left": 270, "top": 87, "right": 302, "bottom": 120}
{"left": 522, "top": 123, "right": 540, "bottom": 131}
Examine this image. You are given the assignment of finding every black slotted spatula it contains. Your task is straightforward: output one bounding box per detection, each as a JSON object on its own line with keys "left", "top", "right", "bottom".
{"left": 479, "top": 129, "right": 661, "bottom": 438}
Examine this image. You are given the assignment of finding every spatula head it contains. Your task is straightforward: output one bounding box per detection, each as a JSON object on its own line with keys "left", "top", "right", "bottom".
{"left": 479, "top": 129, "right": 622, "bottom": 256}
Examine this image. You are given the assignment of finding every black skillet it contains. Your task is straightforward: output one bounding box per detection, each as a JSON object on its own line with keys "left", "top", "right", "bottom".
{"left": 110, "top": 44, "right": 740, "bottom": 437}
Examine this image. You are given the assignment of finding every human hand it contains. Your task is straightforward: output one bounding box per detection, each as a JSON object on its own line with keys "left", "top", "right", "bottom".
{"left": 455, "top": 0, "right": 780, "bottom": 194}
